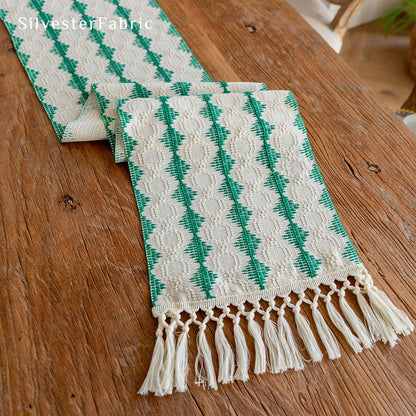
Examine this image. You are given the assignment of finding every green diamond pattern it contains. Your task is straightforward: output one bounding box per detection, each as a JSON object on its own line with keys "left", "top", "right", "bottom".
{"left": 285, "top": 92, "right": 360, "bottom": 265}
{"left": 118, "top": 107, "right": 165, "bottom": 304}
{"left": 157, "top": 97, "right": 219, "bottom": 298}
{"left": 201, "top": 94, "right": 270, "bottom": 290}
{"left": 244, "top": 92, "right": 322, "bottom": 278}
{"left": 106, "top": 0, "right": 174, "bottom": 82}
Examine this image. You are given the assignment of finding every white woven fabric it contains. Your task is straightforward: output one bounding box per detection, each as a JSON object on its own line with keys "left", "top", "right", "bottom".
{"left": 1, "top": 0, "right": 413, "bottom": 398}
{"left": 79, "top": 81, "right": 267, "bottom": 162}
{"left": 0, "top": 0, "right": 210, "bottom": 142}
{"left": 118, "top": 91, "right": 414, "bottom": 395}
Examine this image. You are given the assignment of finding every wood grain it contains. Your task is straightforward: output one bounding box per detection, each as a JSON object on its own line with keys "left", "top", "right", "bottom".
{"left": 1, "top": 1, "right": 416, "bottom": 415}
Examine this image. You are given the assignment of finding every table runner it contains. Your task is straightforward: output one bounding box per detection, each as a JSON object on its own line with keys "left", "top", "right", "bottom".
{"left": 1, "top": 0, "right": 413, "bottom": 398}
{"left": 0, "top": 0, "right": 210, "bottom": 142}
{"left": 86, "top": 81, "right": 267, "bottom": 162}
{"left": 118, "top": 91, "right": 414, "bottom": 394}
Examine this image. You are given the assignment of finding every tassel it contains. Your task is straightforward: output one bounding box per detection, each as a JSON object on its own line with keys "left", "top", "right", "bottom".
{"left": 139, "top": 277, "right": 413, "bottom": 397}
{"left": 138, "top": 320, "right": 165, "bottom": 395}
{"left": 277, "top": 311, "right": 304, "bottom": 370}
{"left": 338, "top": 293, "right": 372, "bottom": 349}
{"left": 215, "top": 320, "right": 234, "bottom": 384}
{"left": 175, "top": 324, "right": 189, "bottom": 392}
{"left": 247, "top": 315, "right": 266, "bottom": 374}
{"left": 326, "top": 298, "right": 363, "bottom": 353}
{"left": 359, "top": 292, "right": 397, "bottom": 347}
{"left": 367, "top": 286, "right": 414, "bottom": 336}
{"left": 160, "top": 323, "right": 176, "bottom": 395}
{"left": 233, "top": 318, "right": 250, "bottom": 382}
{"left": 294, "top": 308, "right": 323, "bottom": 362}
{"left": 355, "top": 289, "right": 386, "bottom": 342}
{"left": 311, "top": 305, "right": 341, "bottom": 360}
{"left": 263, "top": 315, "right": 285, "bottom": 373}
{"left": 195, "top": 323, "right": 217, "bottom": 390}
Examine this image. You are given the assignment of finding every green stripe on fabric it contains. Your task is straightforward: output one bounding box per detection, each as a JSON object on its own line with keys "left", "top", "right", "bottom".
{"left": 171, "top": 82, "right": 191, "bottom": 95}
{"left": 72, "top": 0, "right": 133, "bottom": 83}
{"left": 131, "top": 83, "right": 153, "bottom": 99}
{"left": 245, "top": 92, "right": 322, "bottom": 278}
{"left": 0, "top": 8, "right": 66, "bottom": 140}
{"left": 92, "top": 85, "right": 117, "bottom": 152}
{"left": 106, "top": 0, "right": 174, "bottom": 82}
{"left": 201, "top": 95, "right": 269, "bottom": 290}
{"left": 149, "top": 0, "right": 211, "bottom": 81}
{"left": 112, "top": 96, "right": 136, "bottom": 159}
{"left": 92, "top": 85, "right": 112, "bottom": 123}
{"left": 29, "top": 0, "right": 89, "bottom": 104}
{"left": 285, "top": 92, "right": 360, "bottom": 265}
{"left": 158, "top": 97, "right": 218, "bottom": 299}
{"left": 118, "top": 107, "right": 165, "bottom": 305}
{"left": 219, "top": 81, "right": 230, "bottom": 93}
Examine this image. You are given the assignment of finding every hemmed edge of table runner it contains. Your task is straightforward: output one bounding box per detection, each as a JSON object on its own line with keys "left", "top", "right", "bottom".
{"left": 139, "top": 264, "right": 414, "bottom": 396}
{"left": 62, "top": 87, "right": 108, "bottom": 142}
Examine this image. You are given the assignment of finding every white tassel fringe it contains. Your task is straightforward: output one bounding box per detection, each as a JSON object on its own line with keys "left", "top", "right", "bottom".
{"left": 233, "top": 315, "right": 250, "bottom": 381}
{"left": 174, "top": 323, "right": 190, "bottom": 392}
{"left": 326, "top": 297, "right": 363, "bottom": 353}
{"left": 215, "top": 317, "right": 234, "bottom": 384}
{"left": 338, "top": 292, "right": 372, "bottom": 348}
{"left": 139, "top": 273, "right": 413, "bottom": 395}
{"left": 247, "top": 313, "right": 266, "bottom": 374}
{"left": 294, "top": 307, "right": 323, "bottom": 362}
{"left": 195, "top": 319, "right": 217, "bottom": 390}
{"left": 367, "top": 286, "right": 414, "bottom": 336}
{"left": 311, "top": 304, "right": 341, "bottom": 359}
{"left": 277, "top": 310, "right": 304, "bottom": 371}
{"left": 137, "top": 318, "right": 166, "bottom": 396}
{"left": 160, "top": 322, "right": 176, "bottom": 395}
{"left": 263, "top": 313, "right": 285, "bottom": 373}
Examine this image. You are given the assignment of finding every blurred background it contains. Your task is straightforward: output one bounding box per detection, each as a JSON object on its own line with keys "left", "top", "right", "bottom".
{"left": 288, "top": 0, "right": 415, "bottom": 113}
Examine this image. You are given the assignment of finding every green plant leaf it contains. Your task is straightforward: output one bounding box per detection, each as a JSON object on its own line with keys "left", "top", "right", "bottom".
{"left": 381, "top": 3, "right": 416, "bottom": 36}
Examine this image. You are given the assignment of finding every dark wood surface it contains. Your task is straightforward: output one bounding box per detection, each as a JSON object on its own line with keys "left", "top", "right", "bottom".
{"left": 1, "top": 1, "right": 416, "bottom": 415}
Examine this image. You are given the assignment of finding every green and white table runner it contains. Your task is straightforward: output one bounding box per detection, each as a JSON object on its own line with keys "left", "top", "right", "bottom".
{"left": 1, "top": 0, "right": 413, "bottom": 397}
{"left": 86, "top": 81, "right": 267, "bottom": 162}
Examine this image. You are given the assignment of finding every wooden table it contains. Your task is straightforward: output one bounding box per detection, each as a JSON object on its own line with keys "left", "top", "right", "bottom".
{"left": 1, "top": 1, "right": 416, "bottom": 415}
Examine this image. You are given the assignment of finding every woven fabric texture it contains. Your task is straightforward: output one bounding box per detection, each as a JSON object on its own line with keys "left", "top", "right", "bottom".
{"left": 0, "top": 0, "right": 209, "bottom": 142}
{"left": 1, "top": 0, "right": 413, "bottom": 398}
{"left": 119, "top": 90, "right": 361, "bottom": 309}
{"left": 90, "top": 81, "right": 267, "bottom": 162}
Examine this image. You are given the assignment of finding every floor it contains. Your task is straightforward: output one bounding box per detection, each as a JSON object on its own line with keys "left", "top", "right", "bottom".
{"left": 340, "top": 21, "right": 414, "bottom": 109}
